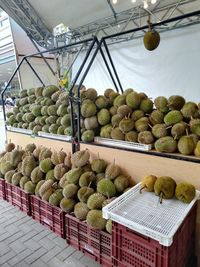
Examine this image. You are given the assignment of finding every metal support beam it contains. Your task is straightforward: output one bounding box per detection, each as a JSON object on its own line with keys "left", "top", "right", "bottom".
{"left": 28, "top": 36, "right": 56, "bottom": 76}
{"left": 0, "top": 0, "right": 54, "bottom": 48}
{"left": 68, "top": 0, "right": 200, "bottom": 45}
{"left": 24, "top": 58, "right": 45, "bottom": 86}
{"left": 107, "top": 0, "right": 117, "bottom": 19}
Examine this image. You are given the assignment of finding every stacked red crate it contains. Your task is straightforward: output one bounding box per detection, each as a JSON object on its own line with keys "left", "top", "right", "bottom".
{"left": 30, "top": 195, "right": 65, "bottom": 238}
{"left": 112, "top": 204, "right": 197, "bottom": 267}
{"left": 65, "top": 213, "right": 112, "bottom": 267}
{"left": 5, "top": 182, "right": 31, "bottom": 215}
{"left": 0, "top": 178, "right": 6, "bottom": 200}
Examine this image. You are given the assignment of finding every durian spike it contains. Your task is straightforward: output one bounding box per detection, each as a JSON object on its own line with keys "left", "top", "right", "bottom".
{"left": 148, "top": 124, "right": 153, "bottom": 129}
{"left": 88, "top": 181, "right": 92, "bottom": 188}
{"left": 128, "top": 113, "right": 131, "bottom": 119}
{"left": 174, "top": 135, "right": 178, "bottom": 140}
{"left": 179, "top": 195, "right": 185, "bottom": 202}
{"left": 52, "top": 182, "right": 58, "bottom": 189}
{"left": 159, "top": 191, "right": 164, "bottom": 204}
{"left": 166, "top": 126, "right": 172, "bottom": 130}
{"left": 186, "top": 128, "right": 189, "bottom": 136}
{"left": 140, "top": 185, "right": 146, "bottom": 194}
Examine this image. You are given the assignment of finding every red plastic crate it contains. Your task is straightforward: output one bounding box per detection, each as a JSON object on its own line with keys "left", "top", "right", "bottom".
{"left": 0, "top": 178, "right": 6, "bottom": 200}
{"left": 112, "top": 203, "right": 197, "bottom": 267}
{"left": 65, "top": 213, "right": 112, "bottom": 267}
{"left": 5, "top": 182, "right": 31, "bottom": 215}
{"left": 30, "top": 195, "right": 65, "bottom": 238}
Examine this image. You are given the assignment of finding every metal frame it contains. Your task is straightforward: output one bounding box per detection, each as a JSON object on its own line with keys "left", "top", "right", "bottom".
{"left": 68, "top": 37, "right": 124, "bottom": 152}
{"left": 0, "top": 36, "right": 123, "bottom": 153}
{"left": 0, "top": 38, "right": 97, "bottom": 137}
{"left": 74, "top": 10, "right": 200, "bottom": 144}
{"left": 68, "top": 0, "right": 200, "bottom": 44}
{"left": 1, "top": 0, "right": 199, "bottom": 49}
{"left": 0, "top": 0, "right": 54, "bottom": 49}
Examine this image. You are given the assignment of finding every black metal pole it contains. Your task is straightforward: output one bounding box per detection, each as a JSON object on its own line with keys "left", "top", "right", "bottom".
{"left": 69, "top": 37, "right": 98, "bottom": 94}
{"left": 69, "top": 95, "right": 76, "bottom": 153}
{"left": 28, "top": 36, "right": 56, "bottom": 76}
{"left": 103, "top": 10, "right": 200, "bottom": 40}
{"left": 1, "top": 57, "right": 26, "bottom": 122}
{"left": 26, "top": 38, "right": 94, "bottom": 58}
{"left": 68, "top": 37, "right": 98, "bottom": 151}
{"left": 25, "top": 58, "right": 45, "bottom": 86}
{"left": 76, "top": 38, "right": 104, "bottom": 142}
{"left": 98, "top": 41, "right": 120, "bottom": 92}
{"left": 64, "top": 43, "right": 85, "bottom": 80}
{"left": 102, "top": 39, "right": 123, "bottom": 93}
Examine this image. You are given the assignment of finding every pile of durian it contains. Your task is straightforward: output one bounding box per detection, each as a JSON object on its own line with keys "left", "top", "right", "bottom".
{"left": 79, "top": 88, "right": 200, "bottom": 157}
{"left": 6, "top": 85, "right": 72, "bottom": 135}
{"left": 0, "top": 142, "right": 132, "bottom": 233}
{"left": 140, "top": 175, "right": 196, "bottom": 204}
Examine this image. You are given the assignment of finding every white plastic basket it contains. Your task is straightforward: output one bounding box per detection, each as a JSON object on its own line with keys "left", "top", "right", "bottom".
{"left": 103, "top": 183, "right": 199, "bottom": 246}
{"left": 94, "top": 137, "right": 152, "bottom": 151}
{"left": 38, "top": 131, "right": 71, "bottom": 141}
{"left": 6, "top": 126, "right": 32, "bottom": 135}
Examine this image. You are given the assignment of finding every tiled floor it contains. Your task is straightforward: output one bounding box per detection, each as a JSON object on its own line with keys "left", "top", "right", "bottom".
{"left": 0, "top": 199, "right": 101, "bottom": 267}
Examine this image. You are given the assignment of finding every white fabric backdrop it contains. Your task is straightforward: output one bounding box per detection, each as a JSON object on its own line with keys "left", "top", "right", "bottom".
{"left": 73, "top": 24, "right": 200, "bottom": 102}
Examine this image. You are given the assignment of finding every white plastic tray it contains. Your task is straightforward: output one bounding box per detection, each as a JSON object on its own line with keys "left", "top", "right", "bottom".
{"left": 103, "top": 183, "right": 199, "bottom": 246}
{"left": 94, "top": 137, "right": 152, "bottom": 151}
{"left": 6, "top": 126, "right": 32, "bottom": 135}
{"left": 38, "top": 131, "right": 71, "bottom": 141}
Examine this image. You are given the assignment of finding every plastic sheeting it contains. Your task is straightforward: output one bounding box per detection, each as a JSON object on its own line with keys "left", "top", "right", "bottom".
{"left": 73, "top": 24, "right": 200, "bottom": 102}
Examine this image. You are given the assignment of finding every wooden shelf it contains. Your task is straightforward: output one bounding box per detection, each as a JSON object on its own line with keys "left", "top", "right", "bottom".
{"left": 81, "top": 141, "right": 200, "bottom": 164}
{"left": 6, "top": 131, "right": 72, "bottom": 154}
{"left": 80, "top": 142, "right": 200, "bottom": 189}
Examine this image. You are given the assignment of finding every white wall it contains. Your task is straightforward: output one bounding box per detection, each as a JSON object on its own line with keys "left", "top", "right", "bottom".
{"left": 73, "top": 24, "right": 200, "bottom": 102}
{"left": 18, "top": 56, "right": 57, "bottom": 89}
{"left": 9, "top": 18, "right": 58, "bottom": 89}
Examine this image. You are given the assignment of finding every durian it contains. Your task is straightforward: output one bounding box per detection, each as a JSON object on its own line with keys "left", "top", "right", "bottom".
{"left": 175, "top": 182, "right": 196, "bottom": 203}
{"left": 74, "top": 202, "right": 89, "bottom": 220}
{"left": 154, "top": 176, "right": 176, "bottom": 203}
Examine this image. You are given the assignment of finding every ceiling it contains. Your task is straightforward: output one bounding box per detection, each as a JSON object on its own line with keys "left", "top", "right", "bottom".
{"left": 0, "top": 0, "right": 199, "bottom": 50}
{"left": 28, "top": 0, "right": 198, "bottom": 31}
{"left": 28, "top": 0, "right": 144, "bottom": 30}
{"left": 27, "top": 0, "right": 200, "bottom": 44}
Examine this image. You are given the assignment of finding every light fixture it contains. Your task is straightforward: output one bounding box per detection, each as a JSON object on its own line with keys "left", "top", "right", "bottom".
{"left": 143, "top": 0, "right": 148, "bottom": 9}
{"left": 112, "top": 0, "right": 158, "bottom": 8}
